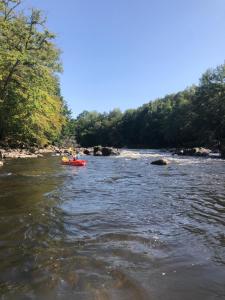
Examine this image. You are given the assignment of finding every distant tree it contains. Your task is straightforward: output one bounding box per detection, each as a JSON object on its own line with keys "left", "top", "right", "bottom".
{"left": 74, "top": 63, "right": 225, "bottom": 150}
{"left": 192, "top": 64, "right": 225, "bottom": 146}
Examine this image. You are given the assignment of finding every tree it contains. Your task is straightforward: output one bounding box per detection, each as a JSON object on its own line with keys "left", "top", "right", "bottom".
{"left": 73, "top": 63, "right": 225, "bottom": 150}
{"left": 192, "top": 64, "right": 225, "bottom": 147}
{"left": 0, "top": 0, "right": 66, "bottom": 146}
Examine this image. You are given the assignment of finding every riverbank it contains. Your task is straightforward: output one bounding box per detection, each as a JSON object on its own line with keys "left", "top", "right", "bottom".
{"left": 0, "top": 146, "right": 55, "bottom": 159}
{"left": 0, "top": 146, "right": 120, "bottom": 161}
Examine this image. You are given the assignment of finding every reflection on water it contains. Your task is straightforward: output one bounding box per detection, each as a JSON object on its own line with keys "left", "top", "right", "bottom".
{"left": 0, "top": 150, "right": 225, "bottom": 299}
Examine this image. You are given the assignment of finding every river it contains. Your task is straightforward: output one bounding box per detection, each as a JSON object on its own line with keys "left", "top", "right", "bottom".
{"left": 0, "top": 150, "right": 225, "bottom": 300}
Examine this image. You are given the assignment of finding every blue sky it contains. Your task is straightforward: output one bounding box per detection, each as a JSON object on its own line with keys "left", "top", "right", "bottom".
{"left": 27, "top": 0, "right": 225, "bottom": 116}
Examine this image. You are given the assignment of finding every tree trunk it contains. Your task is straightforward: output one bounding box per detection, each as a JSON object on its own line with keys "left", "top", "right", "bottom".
{"left": 0, "top": 59, "right": 20, "bottom": 102}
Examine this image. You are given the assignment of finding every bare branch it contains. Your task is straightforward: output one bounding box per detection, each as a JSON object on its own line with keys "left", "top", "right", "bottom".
{"left": 2, "top": 0, "right": 21, "bottom": 21}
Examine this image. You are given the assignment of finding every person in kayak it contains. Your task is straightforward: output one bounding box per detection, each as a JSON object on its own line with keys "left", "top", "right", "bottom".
{"left": 72, "top": 151, "right": 80, "bottom": 161}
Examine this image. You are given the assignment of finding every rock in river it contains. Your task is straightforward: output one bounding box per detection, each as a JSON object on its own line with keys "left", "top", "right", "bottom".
{"left": 94, "top": 150, "right": 102, "bottom": 156}
{"left": 173, "top": 147, "right": 210, "bottom": 157}
{"left": 83, "top": 148, "right": 91, "bottom": 155}
{"left": 93, "top": 146, "right": 120, "bottom": 156}
{"left": 151, "top": 159, "right": 169, "bottom": 166}
{"left": 102, "top": 147, "right": 120, "bottom": 156}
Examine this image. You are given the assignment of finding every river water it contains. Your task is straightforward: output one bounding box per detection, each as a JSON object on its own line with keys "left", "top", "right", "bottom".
{"left": 0, "top": 150, "right": 225, "bottom": 300}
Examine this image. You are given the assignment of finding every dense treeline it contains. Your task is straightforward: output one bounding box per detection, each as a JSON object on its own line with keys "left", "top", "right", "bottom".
{"left": 74, "top": 63, "right": 225, "bottom": 149}
{"left": 0, "top": 0, "right": 69, "bottom": 147}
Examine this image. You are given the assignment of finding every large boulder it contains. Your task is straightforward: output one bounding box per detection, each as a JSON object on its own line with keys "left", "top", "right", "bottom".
{"left": 173, "top": 147, "right": 210, "bottom": 157}
{"left": 92, "top": 146, "right": 120, "bottom": 156}
{"left": 93, "top": 146, "right": 102, "bottom": 156}
{"left": 172, "top": 149, "right": 184, "bottom": 155}
{"left": 111, "top": 148, "right": 120, "bottom": 156}
{"left": 101, "top": 147, "right": 113, "bottom": 156}
{"left": 83, "top": 148, "right": 91, "bottom": 155}
{"left": 193, "top": 147, "right": 210, "bottom": 157}
{"left": 93, "top": 146, "right": 102, "bottom": 153}
{"left": 151, "top": 159, "right": 169, "bottom": 166}
{"left": 94, "top": 150, "right": 102, "bottom": 156}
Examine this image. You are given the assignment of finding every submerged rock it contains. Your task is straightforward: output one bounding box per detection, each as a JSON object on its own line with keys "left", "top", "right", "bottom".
{"left": 151, "top": 159, "right": 169, "bottom": 166}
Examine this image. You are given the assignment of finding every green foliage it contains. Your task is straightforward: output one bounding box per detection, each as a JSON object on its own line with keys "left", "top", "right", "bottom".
{"left": 0, "top": 0, "right": 66, "bottom": 146}
{"left": 192, "top": 65, "right": 225, "bottom": 146}
{"left": 74, "top": 63, "right": 225, "bottom": 149}
{"left": 74, "top": 109, "right": 123, "bottom": 147}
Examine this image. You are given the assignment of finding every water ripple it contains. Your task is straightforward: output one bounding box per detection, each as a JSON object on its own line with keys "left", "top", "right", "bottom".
{"left": 0, "top": 151, "right": 225, "bottom": 299}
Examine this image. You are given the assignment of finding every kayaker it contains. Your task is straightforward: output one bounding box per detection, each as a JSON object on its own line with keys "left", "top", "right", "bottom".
{"left": 64, "top": 147, "right": 78, "bottom": 161}
{"left": 70, "top": 152, "right": 76, "bottom": 161}
{"left": 72, "top": 151, "right": 80, "bottom": 161}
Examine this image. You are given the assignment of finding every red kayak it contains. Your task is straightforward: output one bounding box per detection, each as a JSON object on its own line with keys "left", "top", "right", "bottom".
{"left": 62, "top": 159, "right": 87, "bottom": 166}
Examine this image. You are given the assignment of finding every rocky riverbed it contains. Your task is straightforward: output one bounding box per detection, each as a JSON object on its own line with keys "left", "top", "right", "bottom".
{"left": 0, "top": 147, "right": 54, "bottom": 160}
{"left": 1, "top": 145, "right": 223, "bottom": 165}
{"left": 0, "top": 146, "right": 120, "bottom": 163}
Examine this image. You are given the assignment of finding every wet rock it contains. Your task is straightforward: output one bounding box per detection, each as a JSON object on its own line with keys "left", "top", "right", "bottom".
{"left": 93, "top": 145, "right": 102, "bottom": 154}
{"left": 101, "top": 147, "right": 113, "bottom": 156}
{"left": 104, "top": 147, "right": 120, "bottom": 156}
{"left": 0, "top": 145, "right": 63, "bottom": 159}
{"left": 0, "top": 148, "right": 39, "bottom": 159}
{"left": 83, "top": 148, "right": 91, "bottom": 155}
{"left": 94, "top": 150, "right": 102, "bottom": 156}
{"left": 0, "top": 161, "right": 3, "bottom": 167}
{"left": 172, "top": 149, "right": 184, "bottom": 155}
{"left": 37, "top": 147, "right": 54, "bottom": 154}
{"left": 93, "top": 146, "right": 102, "bottom": 156}
{"left": 173, "top": 147, "right": 210, "bottom": 157}
{"left": 55, "top": 150, "right": 62, "bottom": 155}
{"left": 111, "top": 148, "right": 120, "bottom": 156}
{"left": 194, "top": 147, "right": 211, "bottom": 156}
{"left": 5, "top": 150, "right": 38, "bottom": 158}
{"left": 151, "top": 159, "right": 169, "bottom": 165}
{"left": 93, "top": 146, "right": 120, "bottom": 156}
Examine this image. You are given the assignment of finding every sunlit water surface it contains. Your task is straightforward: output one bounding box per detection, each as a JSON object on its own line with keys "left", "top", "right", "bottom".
{"left": 0, "top": 150, "right": 225, "bottom": 300}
